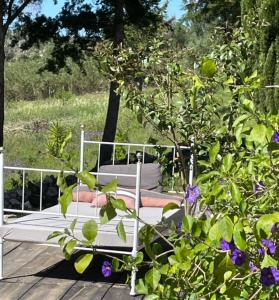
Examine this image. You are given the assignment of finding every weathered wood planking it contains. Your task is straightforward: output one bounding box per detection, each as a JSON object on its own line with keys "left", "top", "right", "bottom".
{"left": 0, "top": 242, "right": 144, "bottom": 300}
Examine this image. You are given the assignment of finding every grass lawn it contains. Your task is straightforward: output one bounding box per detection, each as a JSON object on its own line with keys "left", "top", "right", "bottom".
{"left": 4, "top": 92, "right": 159, "bottom": 171}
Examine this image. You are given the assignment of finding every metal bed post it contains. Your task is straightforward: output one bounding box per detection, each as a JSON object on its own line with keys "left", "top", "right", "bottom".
{"left": 189, "top": 139, "right": 195, "bottom": 186}
{"left": 130, "top": 153, "right": 142, "bottom": 296}
{"left": 80, "top": 125, "right": 85, "bottom": 173}
{"left": 0, "top": 147, "right": 4, "bottom": 280}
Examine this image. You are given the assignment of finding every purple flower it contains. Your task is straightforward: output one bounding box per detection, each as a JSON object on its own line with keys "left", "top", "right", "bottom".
{"left": 273, "top": 132, "right": 279, "bottom": 144}
{"left": 249, "top": 262, "right": 258, "bottom": 273}
{"left": 221, "top": 239, "right": 235, "bottom": 251}
{"left": 258, "top": 248, "right": 265, "bottom": 256}
{"left": 102, "top": 261, "right": 112, "bottom": 278}
{"left": 185, "top": 185, "right": 201, "bottom": 205}
{"left": 254, "top": 181, "right": 265, "bottom": 196}
{"left": 176, "top": 222, "right": 182, "bottom": 233}
{"left": 261, "top": 267, "right": 279, "bottom": 286}
{"left": 231, "top": 248, "right": 247, "bottom": 266}
{"left": 259, "top": 239, "right": 277, "bottom": 256}
{"left": 272, "top": 224, "right": 278, "bottom": 234}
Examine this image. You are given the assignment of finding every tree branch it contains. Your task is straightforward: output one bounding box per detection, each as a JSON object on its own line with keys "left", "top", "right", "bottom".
{"left": 4, "top": 0, "right": 33, "bottom": 31}
{"left": 7, "top": 0, "right": 15, "bottom": 26}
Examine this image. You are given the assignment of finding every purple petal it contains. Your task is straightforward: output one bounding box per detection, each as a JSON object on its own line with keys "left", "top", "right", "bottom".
{"left": 273, "top": 132, "right": 279, "bottom": 144}
{"left": 102, "top": 261, "right": 112, "bottom": 278}
{"left": 262, "top": 239, "right": 276, "bottom": 255}
{"left": 249, "top": 262, "right": 257, "bottom": 273}
{"left": 231, "top": 248, "right": 246, "bottom": 266}
{"left": 261, "top": 267, "right": 279, "bottom": 286}
{"left": 185, "top": 185, "right": 201, "bottom": 205}
{"left": 221, "top": 239, "right": 231, "bottom": 251}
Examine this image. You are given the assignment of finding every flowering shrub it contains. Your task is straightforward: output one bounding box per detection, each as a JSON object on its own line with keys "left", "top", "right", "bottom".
{"left": 47, "top": 29, "right": 279, "bottom": 299}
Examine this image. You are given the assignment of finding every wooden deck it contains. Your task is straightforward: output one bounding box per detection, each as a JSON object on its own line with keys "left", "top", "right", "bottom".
{"left": 0, "top": 242, "right": 144, "bottom": 300}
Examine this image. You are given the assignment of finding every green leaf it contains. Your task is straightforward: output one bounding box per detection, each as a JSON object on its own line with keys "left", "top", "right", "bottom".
{"left": 220, "top": 284, "right": 227, "bottom": 294}
{"left": 232, "top": 114, "right": 249, "bottom": 128}
{"left": 82, "top": 220, "right": 98, "bottom": 242}
{"left": 193, "top": 243, "right": 209, "bottom": 253}
{"left": 219, "top": 216, "right": 234, "bottom": 242}
{"left": 134, "top": 252, "right": 144, "bottom": 265}
{"left": 222, "top": 154, "right": 233, "bottom": 173}
{"left": 47, "top": 231, "right": 63, "bottom": 240}
{"left": 198, "top": 160, "right": 212, "bottom": 167}
{"left": 145, "top": 268, "right": 161, "bottom": 290}
{"left": 136, "top": 279, "right": 149, "bottom": 295}
{"left": 242, "top": 98, "right": 255, "bottom": 112}
{"left": 74, "top": 253, "right": 93, "bottom": 274}
{"left": 64, "top": 239, "right": 77, "bottom": 260}
{"left": 160, "top": 264, "right": 169, "bottom": 275}
{"left": 256, "top": 213, "right": 279, "bottom": 238}
{"left": 111, "top": 198, "right": 127, "bottom": 212}
{"left": 59, "top": 131, "right": 72, "bottom": 156}
{"left": 145, "top": 295, "right": 159, "bottom": 300}
{"left": 201, "top": 58, "right": 217, "bottom": 78}
{"left": 100, "top": 201, "right": 117, "bottom": 224}
{"left": 209, "top": 141, "right": 220, "bottom": 164}
{"left": 162, "top": 203, "right": 179, "bottom": 215}
{"left": 112, "top": 258, "right": 120, "bottom": 272}
{"left": 196, "top": 171, "right": 220, "bottom": 184}
{"left": 116, "top": 220, "right": 126, "bottom": 242}
{"left": 261, "top": 255, "right": 277, "bottom": 268}
{"left": 224, "top": 271, "right": 232, "bottom": 281}
{"left": 139, "top": 225, "right": 155, "bottom": 260}
{"left": 233, "top": 222, "right": 246, "bottom": 251}
{"left": 57, "top": 171, "right": 68, "bottom": 193}
{"left": 59, "top": 184, "right": 76, "bottom": 216}
{"left": 70, "top": 218, "right": 77, "bottom": 232}
{"left": 101, "top": 179, "right": 118, "bottom": 193}
{"left": 77, "top": 170, "right": 96, "bottom": 190}
{"left": 249, "top": 124, "right": 268, "bottom": 145}
{"left": 231, "top": 183, "right": 242, "bottom": 204}
{"left": 214, "top": 253, "right": 235, "bottom": 283}
{"left": 209, "top": 222, "right": 222, "bottom": 241}
{"left": 58, "top": 236, "right": 67, "bottom": 247}
{"left": 182, "top": 215, "right": 194, "bottom": 233}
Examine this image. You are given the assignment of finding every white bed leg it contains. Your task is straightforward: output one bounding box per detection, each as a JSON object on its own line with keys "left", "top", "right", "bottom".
{"left": 0, "top": 237, "right": 3, "bottom": 280}
{"left": 130, "top": 153, "right": 142, "bottom": 296}
{"left": 130, "top": 268, "right": 137, "bottom": 296}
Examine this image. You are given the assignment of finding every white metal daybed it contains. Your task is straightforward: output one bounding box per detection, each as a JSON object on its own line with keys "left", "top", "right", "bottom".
{"left": 0, "top": 126, "right": 194, "bottom": 295}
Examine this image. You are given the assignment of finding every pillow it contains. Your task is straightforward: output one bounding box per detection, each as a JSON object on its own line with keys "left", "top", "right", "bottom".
{"left": 91, "top": 189, "right": 136, "bottom": 209}
{"left": 73, "top": 186, "right": 136, "bottom": 209}
{"left": 137, "top": 189, "right": 182, "bottom": 207}
{"left": 73, "top": 186, "right": 182, "bottom": 209}
{"left": 98, "top": 163, "right": 163, "bottom": 192}
{"left": 72, "top": 185, "right": 94, "bottom": 203}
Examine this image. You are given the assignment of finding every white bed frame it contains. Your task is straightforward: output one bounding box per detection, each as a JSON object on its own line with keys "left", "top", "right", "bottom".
{"left": 0, "top": 126, "right": 194, "bottom": 295}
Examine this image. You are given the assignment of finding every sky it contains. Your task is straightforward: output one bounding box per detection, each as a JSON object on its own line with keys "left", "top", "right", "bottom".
{"left": 41, "top": 0, "right": 184, "bottom": 19}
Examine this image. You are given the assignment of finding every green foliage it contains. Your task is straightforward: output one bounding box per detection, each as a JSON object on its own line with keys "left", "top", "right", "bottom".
{"left": 74, "top": 253, "right": 94, "bottom": 274}
{"left": 5, "top": 47, "right": 106, "bottom": 101}
{"left": 47, "top": 16, "right": 279, "bottom": 300}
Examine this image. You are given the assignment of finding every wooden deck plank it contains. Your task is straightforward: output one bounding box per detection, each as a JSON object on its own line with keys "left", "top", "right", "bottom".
{"left": 3, "top": 241, "right": 21, "bottom": 255}
{"left": 61, "top": 282, "right": 113, "bottom": 300}
{"left": 0, "top": 282, "right": 34, "bottom": 300}
{"left": 0, "top": 243, "right": 145, "bottom": 300}
{"left": 5, "top": 246, "right": 64, "bottom": 283}
{"left": 2, "top": 243, "right": 47, "bottom": 277}
{"left": 102, "top": 284, "right": 144, "bottom": 300}
{"left": 19, "top": 282, "right": 82, "bottom": 300}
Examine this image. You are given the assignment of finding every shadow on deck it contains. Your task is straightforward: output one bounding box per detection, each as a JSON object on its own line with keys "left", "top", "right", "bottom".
{"left": 0, "top": 242, "right": 144, "bottom": 300}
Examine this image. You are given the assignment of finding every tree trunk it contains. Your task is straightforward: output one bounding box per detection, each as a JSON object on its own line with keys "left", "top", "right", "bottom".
{"left": 0, "top": 6, "right": 5, "bottom": 149}
{"left": 99, "top": 0, "right": 124, "bottom": 165}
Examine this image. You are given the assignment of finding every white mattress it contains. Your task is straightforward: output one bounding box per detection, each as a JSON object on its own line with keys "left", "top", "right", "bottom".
{"left": 0, "top": 203, "right": 183, "bottom": 248}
